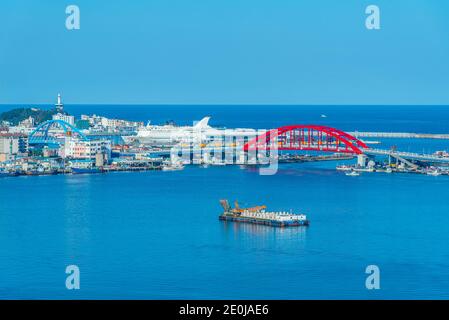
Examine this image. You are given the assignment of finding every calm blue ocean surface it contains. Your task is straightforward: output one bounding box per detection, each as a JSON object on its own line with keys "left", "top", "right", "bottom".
{"left": 1, "top": 105, "right": 449, "bottom": 299}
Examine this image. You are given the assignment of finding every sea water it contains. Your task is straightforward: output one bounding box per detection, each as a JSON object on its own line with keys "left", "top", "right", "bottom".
{"left": 0, "top": 105, "right": 449, "bottom": 299}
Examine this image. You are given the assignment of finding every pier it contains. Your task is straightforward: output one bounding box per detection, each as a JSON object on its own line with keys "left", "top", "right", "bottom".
{"left": 351, "top": 132, "right": 449, "bottom": 140}
{"left": 362, "top": 148, "right": 449, "bottom": 163}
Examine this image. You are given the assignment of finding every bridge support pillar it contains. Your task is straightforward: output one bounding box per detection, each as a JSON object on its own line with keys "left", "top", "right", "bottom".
{"left": 357, "top": 154, "right": 368, "bottom": 167}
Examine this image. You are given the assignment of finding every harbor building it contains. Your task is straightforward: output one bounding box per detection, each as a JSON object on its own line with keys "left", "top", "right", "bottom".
{"left": 80, "top": 114, "right": 143, "bottom": 132}
{"left": 100, "top": 117, "right": 143, "bottom": 130}
{"left": 18, "top": 116, "right": 35, "bottom": 128}
{"left": 52, "top": 113, "right": 75, "bottom": 126}
{"left": 357, "top": 154, "right": 368, "bottom": 167}
{"left": 7, "top": 118, "right": 36, "bottom": 135}
{"left": 63, "top": 137, "right": 111, "bottom": 162}
{"left": 0, "top": 133, "right": 29, "bottom": 156}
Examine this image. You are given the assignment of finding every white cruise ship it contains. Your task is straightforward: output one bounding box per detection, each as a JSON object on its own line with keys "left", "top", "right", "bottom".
{"left": 136, "top": 116, "right": 259, "bottom": 146}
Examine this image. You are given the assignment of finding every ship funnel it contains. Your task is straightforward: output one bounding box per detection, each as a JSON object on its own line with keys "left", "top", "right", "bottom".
{"left": 193, "top": 117, "right": 211, "bottom": 129}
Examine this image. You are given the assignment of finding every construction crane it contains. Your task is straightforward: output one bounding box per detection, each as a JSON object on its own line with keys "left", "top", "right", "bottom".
{"left": 220, "top": 199, "right": 266, "bottom": 214}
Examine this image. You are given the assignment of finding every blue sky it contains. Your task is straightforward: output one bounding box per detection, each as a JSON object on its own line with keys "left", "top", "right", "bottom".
{"left": 0, "top": 0, "right": 449, "bottom": 104}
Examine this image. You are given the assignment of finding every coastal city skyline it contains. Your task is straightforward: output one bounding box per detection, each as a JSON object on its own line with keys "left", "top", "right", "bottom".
{"left": 2, "top": 92, "right": 449, "bottom": 176}
{"left": 1, "top": 1, "right": 449, "bottom": 105}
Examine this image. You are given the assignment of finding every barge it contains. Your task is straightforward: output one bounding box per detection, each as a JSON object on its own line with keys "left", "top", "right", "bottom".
{"left": 219, "top": 200, "right": 309, "bottom": 227}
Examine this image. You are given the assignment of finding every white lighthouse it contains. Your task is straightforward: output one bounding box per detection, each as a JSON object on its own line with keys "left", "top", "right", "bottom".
{"left": 55, "top": 93, "right": 64, "bottom": 113}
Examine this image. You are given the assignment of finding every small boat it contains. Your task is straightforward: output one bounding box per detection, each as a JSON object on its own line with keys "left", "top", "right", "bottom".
{"left": 162, "top": 163, "right": 184, "bottom": 171}
{"left": 345, "top": 171, "right": 360, "bottom": 176}
{"left": 210, "top": 159, "right": 226, "bottom": 166}
{"left": 427, "top": 170, "right": 441, "bottom": 176}
{"left": 434, "top": 150, "right": 449, "bottom": 158}
{"left": 355, "top": 167, "right": 374, "bottom": 173}
{"left": 361, "top": 140, "right": 381, "bottom": 145}
{"left": 336, "top": 165, "right": 353, "bottom": 171}
{"left": 320, "top": 114, "right": 327, "bottom": 118}
{"left": 26, "top": 170, "right": 40, "bottom": 176}
{"left": 385, "top": 167, "right": 393, "bottom": 173}
{"left": 0, "top": 171, "right": 18, "bottom": 178}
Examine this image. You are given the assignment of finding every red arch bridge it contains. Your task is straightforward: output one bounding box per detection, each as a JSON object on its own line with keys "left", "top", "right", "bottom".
{"left": 243, "top": 125, "right": 369, "bottom": 155}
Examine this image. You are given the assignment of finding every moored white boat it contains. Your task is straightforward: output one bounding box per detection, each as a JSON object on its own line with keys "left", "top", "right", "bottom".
{"left": 427, "top": 169, "right": 441, "bottom": 176}
{"left": 345, "top": 171, "right": 360, "bottom": 176}
{"left": 162, "top": 161, "right": 185, "bottom": 171}
{"left": 336, "top": 165, "right": 353, "bottom": 171}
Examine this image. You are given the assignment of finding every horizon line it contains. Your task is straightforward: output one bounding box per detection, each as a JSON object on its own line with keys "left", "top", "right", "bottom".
{"left": 1, "top": 103, "right": 449, "bottom": 107}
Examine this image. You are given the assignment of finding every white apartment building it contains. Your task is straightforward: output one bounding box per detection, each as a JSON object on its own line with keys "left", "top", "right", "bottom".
{"left": 18, "top": 116, "right": 35, "bottom": 128}
{"left": 52, "top": 113, "right": 75, "bottom": 126}
{"left": 0, "top": 133, "right": 29, "bottom": 155}
{"left": 63, "top": 137, "right": 111, "bottom": 161}
{"left": 81, "top": 114, "right": 143, "bottom": 130}
{"left": 0, "top": 135, "right": 19, "bottom": 154}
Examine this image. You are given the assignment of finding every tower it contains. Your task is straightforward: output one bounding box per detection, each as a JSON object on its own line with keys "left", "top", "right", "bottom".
{"left": 55, "top": 93, "right": 64, "bottom": 113}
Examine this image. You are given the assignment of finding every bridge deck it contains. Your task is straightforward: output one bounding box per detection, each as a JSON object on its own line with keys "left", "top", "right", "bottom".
{"left": 362, "top": 148, "right": 449, "bottom": 162}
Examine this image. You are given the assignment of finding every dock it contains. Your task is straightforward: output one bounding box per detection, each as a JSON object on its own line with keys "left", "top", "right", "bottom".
{"left": 362, "top": 148, "right": 449, "bottom": 163}
{"left": 351, "top": 132, "right": 449, "bottom": 140}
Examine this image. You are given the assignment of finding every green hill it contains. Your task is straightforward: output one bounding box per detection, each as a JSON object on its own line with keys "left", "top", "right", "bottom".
{"left": 0, "top": 107, "right": 58, "bottom": 125}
